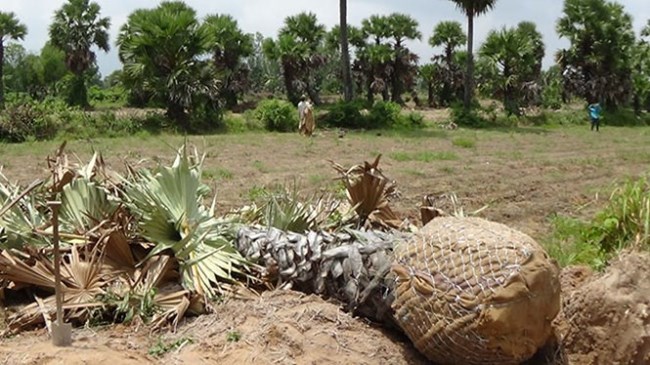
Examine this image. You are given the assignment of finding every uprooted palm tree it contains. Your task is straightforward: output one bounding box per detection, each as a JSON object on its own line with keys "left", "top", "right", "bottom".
{"left": 1, "top": 147, "right": 561, "bottom": 365}
{"left": 233, "top": 156, "right": 560, "bottom": 364}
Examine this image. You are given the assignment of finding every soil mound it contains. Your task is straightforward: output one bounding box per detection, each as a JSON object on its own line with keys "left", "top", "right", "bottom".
{"left": 561, "top": 251, "right": 650, "bottom": 365}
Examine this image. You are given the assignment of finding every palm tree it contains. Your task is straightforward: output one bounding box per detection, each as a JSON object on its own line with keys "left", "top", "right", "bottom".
{"left": 203, "top": 14, "right": 254, "bottom": 109}
{"left": 479, "top": 23, "right": 545, "bottom": 115}
{"left": 557, "top": 0, "right": 635, "bottom": 107}
{"left": 429, "top": 21, "right": 466, "bottom": 106}
{"left": 0, "top": 12, "right": 27, "bottom": 109}
{"left": 419, "top": 63, "right": 438, "bottom": 106}
{"left": 49, "top": 0, "right": 110, "bottom": 108}
{"left": 264, "top": 12, "right": 326, "bottom": 105}
{"left": 450, "top": 0, "right": 498, "bottom": 110}
{"left": 386, "top": 14, "right": 421, "bottom": 104}
{"left": 340, "top": 0, "right": 353, "bottom": 101}
{"left": 232, "top": 157, "right": 561, "bottom": 365}
{"left": 429, "top": 21, "right": 466, "bottom": 66}
{"left": 117, "top": 2, "right": 218, "bottom": 129}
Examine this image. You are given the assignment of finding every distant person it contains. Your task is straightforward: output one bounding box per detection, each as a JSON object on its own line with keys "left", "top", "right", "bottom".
{"left": 298, "top": 95, "right": 315, "bottom": 136}
{"left": 588, "top": 101, "right": 602, "bottom": 131}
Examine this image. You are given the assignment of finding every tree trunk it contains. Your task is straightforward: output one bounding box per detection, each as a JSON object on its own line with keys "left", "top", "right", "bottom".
{"left": 340, "top": 0, "right": 353, "bottom": 102}
{"left": 391, "top": 45, "right": 404, "bottom": 105}
{"left": 282, "top": 63, "right": 299, "bottom": 105}
{"left": 167, "top": 101, "right": 190, "bottom": 132}
{"left": 306, "top": 81, "right": 322, "bottom": 106}
{"left": 464, "top": 14, "right": 475, "bottom": 111}
{"left": 633, "top": 94, "right": 641, "bottom": 116}
{"left": 68, "top": 72, "right": 89, "bottom": 109}
{"left": 0, "top": 42, "right": 5, "bottom": 110}
{"left": 428, "top": 82, "right": 434, "bottom": 107}
{"left": 366, "top": 71, "right": 374, "bottom": 105}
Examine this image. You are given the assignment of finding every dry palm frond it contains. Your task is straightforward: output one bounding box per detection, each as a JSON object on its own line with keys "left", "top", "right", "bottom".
{"left": 1, "top": 244, "right": 112, "bottom": 335}
{"left": 330, "top": 155, "right": 402, "bottom": 230}
{"left": 0, "top": 249, "right": 57, "bottom": 289}
{"left": 420, "top": 194, "right": 447, "bottom": 225}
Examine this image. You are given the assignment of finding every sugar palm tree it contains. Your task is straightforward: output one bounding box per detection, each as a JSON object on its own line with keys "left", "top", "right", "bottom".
{"left": 429, "top": 21, "right": 466, "bottom": 106}
{"left": 429, "top": 21, "right": 466, "bottom": 66}
{"left": 386, "top": 13, "right": 421, "bottom": 104}
{"left": 0, "top": 12, "right": 27, "bottom": 109}
{"left": 450, "top": 0, "right": 498, "bottom": 110}
{"left": 264, "top": 12, "right": 326, "bottom": 105}
{"left": 49, "top": 0, "right": 110, "bottom": 108}
{"left": 203, "top": 14, "right": 254, "bottom": 109}
{"left": 117, "top": 2, "right": 218, "bottom": 129}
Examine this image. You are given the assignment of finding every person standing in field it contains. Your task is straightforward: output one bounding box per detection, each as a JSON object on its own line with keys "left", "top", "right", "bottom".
{"left": 298, "top": 95, "right": 315, "bottom": 136}
{"left": 588, "top": 101, "right": 602, "bottom": 131}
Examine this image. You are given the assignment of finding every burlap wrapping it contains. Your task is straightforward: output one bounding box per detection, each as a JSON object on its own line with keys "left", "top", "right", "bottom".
{"left": 391, "top": 217, "right": 560, "bottom": 365}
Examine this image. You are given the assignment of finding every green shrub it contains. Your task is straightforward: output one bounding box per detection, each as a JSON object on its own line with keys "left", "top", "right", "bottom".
{"left": 0, "top": 101, "right": 61, "bottom": 142}
{"left": 368, "top": 101, "right": 401, "bottom": 128}
{"left": 394, "top": 111, "right": 426, "bottom": 129}
{"left": 253, "top": 99, "right": 298, "bottom": 132}
{"left": 450, "top": 102, "right": 488, "bottom": 127}
{"left": 322, "top": 100, "right": 368, "bottom": 129}
{"left": 223, "top": 112, "right": 263, "bottom": 133}
{"left": 89, "top": 85, "right": 128, "bottom": 107}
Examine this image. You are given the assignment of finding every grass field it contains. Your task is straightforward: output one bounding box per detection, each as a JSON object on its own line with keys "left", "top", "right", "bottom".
{"left": 2, "top": 124, "right": 648, "bottom": 244}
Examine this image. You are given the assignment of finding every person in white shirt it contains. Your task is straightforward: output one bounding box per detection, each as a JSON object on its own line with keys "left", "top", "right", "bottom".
{"left": 297, "top": 95, "right": 315, "bottom": 136}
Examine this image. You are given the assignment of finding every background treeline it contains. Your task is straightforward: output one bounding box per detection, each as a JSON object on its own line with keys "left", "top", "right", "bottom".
{"left": 0, "top": 0, "right": 649, "bottom": 142}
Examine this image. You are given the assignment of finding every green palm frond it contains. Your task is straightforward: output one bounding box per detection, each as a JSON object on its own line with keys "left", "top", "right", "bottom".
{"left": 124, "top": 145, "right": 251, "bottom": 297}
{"left": 0, "top": 174, "right": 47, "bottom": 250}
{"left": 59, "top": 178, "right": 119, "bottom": 237}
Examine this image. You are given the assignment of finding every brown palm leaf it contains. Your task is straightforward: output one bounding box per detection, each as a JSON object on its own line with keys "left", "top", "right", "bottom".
{"left": 330, "top": 155, "right": 402, "bottom": 230}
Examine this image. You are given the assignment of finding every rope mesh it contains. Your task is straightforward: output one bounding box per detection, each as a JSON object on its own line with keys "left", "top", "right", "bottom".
{"left": 392, "top": 217, "right": 560, "bottom": 365}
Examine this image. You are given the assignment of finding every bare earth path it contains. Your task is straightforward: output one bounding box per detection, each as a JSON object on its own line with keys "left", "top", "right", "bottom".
{"left": 1, "top": 125, "right": 649, "bottom": 364}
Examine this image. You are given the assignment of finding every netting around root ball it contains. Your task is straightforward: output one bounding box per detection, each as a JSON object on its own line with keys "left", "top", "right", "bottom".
{"left": 391, "top": 217, "right": 561, "bottom": 365}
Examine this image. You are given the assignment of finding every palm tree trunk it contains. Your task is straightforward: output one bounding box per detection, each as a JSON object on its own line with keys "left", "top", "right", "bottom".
{"left": 428, "top": 82, "right": 434, "bottom": 107}
{"left": 0, "top": 42, "right": 5, "bottom": 110}
{"left": 464, "top": 14, "right": 475, "bottom": 111}
{"left": 340, "top": 0, "right": 353, "bottom": 102}
{"left": 167, "top": 101, "right": 189, "bottom": 131}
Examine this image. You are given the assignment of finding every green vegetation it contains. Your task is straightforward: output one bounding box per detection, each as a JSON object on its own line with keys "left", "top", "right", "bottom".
{"left": 226, "top": 330, "right": 241, "bottom": 342}
{"left": 545, "top": 175, "right": 650, "bottom": 269}
{"left": 0, "top": 0, "right": 648, "bottom": 143}
{"left": 390, "top": 150, "right": 458, "bottom": 162}
{"left": 149, "top": 337, "right": 194, "bottom": 357}
{"left": 253, "top": 99, "right": 297, "bottom": 132}
{"left": 451, "top": 136, "right": 476, "bottom": 148}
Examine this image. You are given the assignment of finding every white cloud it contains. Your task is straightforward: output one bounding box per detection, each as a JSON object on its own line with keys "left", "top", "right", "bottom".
{"left": 2, "top": 0, "right": 649, "bottom": 76}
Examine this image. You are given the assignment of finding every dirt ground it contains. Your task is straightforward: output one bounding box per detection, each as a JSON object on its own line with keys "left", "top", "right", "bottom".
{"left": 0, "top": 290, "right": 428, "bottom": 365}
{"left": 1, "top": 125, "right": 649, "bottom": 364}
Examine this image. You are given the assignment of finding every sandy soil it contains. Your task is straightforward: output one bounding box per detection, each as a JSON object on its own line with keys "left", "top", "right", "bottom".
{"left": 1, "top": 124, "right": 649, "bottom": 364}
{"left": 0, "top": 290, "right": 428, "bottom": 365}
{"left": 558, "top": 251, "right": 650, "bottom": 365}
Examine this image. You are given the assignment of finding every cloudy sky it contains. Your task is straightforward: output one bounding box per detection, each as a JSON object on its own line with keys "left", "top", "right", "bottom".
{"left": 3, "top": 0, "right": 649, "bottom": 77}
